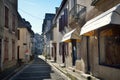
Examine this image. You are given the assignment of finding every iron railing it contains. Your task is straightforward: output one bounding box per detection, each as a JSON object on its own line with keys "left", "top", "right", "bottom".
{"left": 69, "top": 4, "right": 86, "bottom": 24}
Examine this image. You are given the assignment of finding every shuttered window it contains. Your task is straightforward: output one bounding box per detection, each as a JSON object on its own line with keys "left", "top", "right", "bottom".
{"left": 12, "top": 14, "right": 15, "bottom": 31}
{"left": 12, "top": 39, "right": 15, "bottom": 59}
{"left": 61, "top": 15, "right": 65, "bottom": 30}
{"left": 4, "top": 37, "right": 9, "bottom": 61}
{"left": 59, "top": 17, "right": 62, "bottom": 31}
{"left": 64, "top": 8, "right": 68, "bottom": 27}
{"left": 5, "top": 6, "right": 9, "bottom": 28}
{"left": 18, "top": 30, "right": 20, "bottom": 40}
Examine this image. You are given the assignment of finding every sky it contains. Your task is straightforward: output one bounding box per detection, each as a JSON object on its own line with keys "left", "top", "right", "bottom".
{"left": 18, "top": 0, "right": 62, "bottom": 34}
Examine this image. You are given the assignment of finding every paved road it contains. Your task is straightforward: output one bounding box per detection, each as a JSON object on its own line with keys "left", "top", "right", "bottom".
{"left": 10, "top": 56, "right": 65, "bottom": 80}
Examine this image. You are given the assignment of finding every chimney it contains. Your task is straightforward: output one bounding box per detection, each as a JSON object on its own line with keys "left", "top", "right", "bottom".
{"left": 55, "top": 7, "right": 59, "bottom": 13}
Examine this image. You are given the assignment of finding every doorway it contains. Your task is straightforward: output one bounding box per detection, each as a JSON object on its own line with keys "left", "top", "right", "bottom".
{"left": 52, "top": 43, "right": 57, "bottom": 62}
{"left": 62, "top": 43, "right": 65, "bottom": 63}
{"left": 17, "top": 46, "right": 20, "bottom": 63}
{"left": 86, "top": 36, "right": 91, "bottom": 73}
{"left": 72, "top": 39, "right": 77, "bottom": 66}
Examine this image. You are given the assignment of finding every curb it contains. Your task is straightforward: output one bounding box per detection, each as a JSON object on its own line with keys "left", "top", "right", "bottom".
{"left": 48, "top": 61, "right": 71, "bottom": 80}
{"left": 38, "top": 55, "right": 71, "bottom": 80}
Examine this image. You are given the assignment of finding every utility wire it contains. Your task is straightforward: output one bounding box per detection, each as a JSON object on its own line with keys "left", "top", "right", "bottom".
{"left": 18, "top": 8, "right": 43, "bottom": 20}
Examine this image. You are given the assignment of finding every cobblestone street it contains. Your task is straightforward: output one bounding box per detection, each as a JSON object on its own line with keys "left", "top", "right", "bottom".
{"left": 10, "top": 56, "right": 66, "bottom": 80}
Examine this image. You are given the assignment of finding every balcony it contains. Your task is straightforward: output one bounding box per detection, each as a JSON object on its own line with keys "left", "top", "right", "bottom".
{"left": 69, "top": 4, "right": 86, "bottom": 28}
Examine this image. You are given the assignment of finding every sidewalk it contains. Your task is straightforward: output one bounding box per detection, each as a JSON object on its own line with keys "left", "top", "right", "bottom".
{"left": 38, "top": 55, "right": 100, "bottom": 80}
{"left": 0, "top": 60, "right": 33, "bottom": 80}
{"left": 38, "top": 55, "right": 71, "bottom": 80}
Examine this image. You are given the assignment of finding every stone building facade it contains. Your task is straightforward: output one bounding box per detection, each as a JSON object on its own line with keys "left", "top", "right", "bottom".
{"left": 17, "top": 16, "right": 34, "bottom": 63}
{"left": 79, "top": 0, "right": 120, "bottom": 80}
{"left": 51, "top": 0, "right": 120, "bottom": 80}
{"left": 0, "top": 0, "right": 18, "bottom": 71}
{"left": 42, "top": 13, "right": 55, "bottom": 58}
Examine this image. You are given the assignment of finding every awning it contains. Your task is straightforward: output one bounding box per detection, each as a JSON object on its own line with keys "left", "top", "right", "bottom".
{"left": 62, "top": 29, "right": 81, "bottom": 42}
{"left": 80, "top": 4, "right": 120, "bottom": 36}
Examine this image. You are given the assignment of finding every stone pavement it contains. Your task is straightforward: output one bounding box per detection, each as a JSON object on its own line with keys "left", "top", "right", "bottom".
{"left": 9, "top": 56, "right": 68, "bottom": 80}
{"left": 0, "top": 63, "right": 26, "bottom": 80}
{"left": 38, "top": 55, "right": 100, "bottom": 80}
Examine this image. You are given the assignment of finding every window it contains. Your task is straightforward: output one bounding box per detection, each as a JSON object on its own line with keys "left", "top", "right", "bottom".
{"left": 5, "top": 6, "right": 9, "bottom": 28}
{"left": 59, "top": 15, "right": 65, "bottom": 32}
{"left": 64, "top": 8, "right": 68, "bottom": 27}
{"left": 12, "top": 14, "right": 15, "bottom": 31}
{"left": 4, "top": 37, "right": 9, "bottom": 61}
{"left": 59, "top": 43, "right": 62, "bottom": 55}
{"left": 12, "top": 39, "right": 15, "bottom": 59}
{"left": 59, "top": 17, "right": 62, "bottom": 31}
{"left": 50, "top": 31, "right": 53, "bottom": 40}
{"left": 18, "top": 30, "right": 20, "bottom": 40}
{"left": 99, "top": 26, "right": 120, "bottom": 68}
{"left": 71, "top": 0, "right": 75, "bottom": 9}
{"left": 61, "top": 15, "right": 65, "bottom": 30}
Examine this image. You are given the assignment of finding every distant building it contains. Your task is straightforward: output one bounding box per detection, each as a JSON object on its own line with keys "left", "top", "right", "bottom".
{"left": 34, "top": 33, "right": 44, "bottom": 55}
{"left": 42, "top": 13, "right": 55, "bottom": 58}
{"left": 17, "top": 14, "right": 34, "bottom": 63}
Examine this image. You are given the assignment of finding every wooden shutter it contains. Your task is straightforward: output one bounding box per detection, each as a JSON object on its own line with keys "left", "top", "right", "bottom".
{"left": 64, "top": 8, "right": 68, "bottom": 27}
{"left": 59, "top": 17, "right": 62, "bottom": 31}
{"left": 5, "top": 6, "right": 9, "bottom": 28}
{"left": 12, "top": 14, "right": 15, "bottom": 31}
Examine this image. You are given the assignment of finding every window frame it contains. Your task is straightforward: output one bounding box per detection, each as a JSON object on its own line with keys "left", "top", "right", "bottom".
{"left": 4, "top": 37, "right": 9, "bottom": 61}
{"left": 12, "top": 39, "right": 15, "bottom": 59}
{"left": 12, "top": 14, "right": 15, "bottom": 32}
{"left": 5, "top": 6, "right": 9, "bottom": 28}
{"left": 98, "top": 26, "right": 120, "bottom": 69}
{"left": 17, "top": 30, "right": 20, "bottom": 40}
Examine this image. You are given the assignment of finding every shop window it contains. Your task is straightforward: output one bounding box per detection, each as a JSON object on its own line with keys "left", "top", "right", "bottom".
{"left": 99, "top": 27, "right": 120, "bottom": 68}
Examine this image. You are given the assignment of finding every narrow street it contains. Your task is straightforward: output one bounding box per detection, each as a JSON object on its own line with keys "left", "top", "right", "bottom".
{"left": 10, "top": 56, "right": 65, "bottom": 80}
